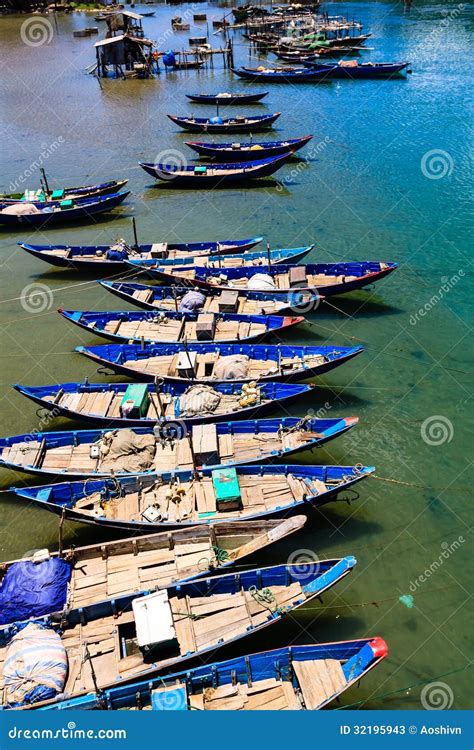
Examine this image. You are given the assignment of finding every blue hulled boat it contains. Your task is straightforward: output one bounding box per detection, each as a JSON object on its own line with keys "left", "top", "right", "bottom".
{"left": 0, "top": 192, "right": 129, "bottom": 228}
{"left": 185, "top": 91, "right": 268, "bottom": 104}
{"left": 167, "top": 112, "right": 281, "bottom": 133}
{"left": 232, "top": 66, "right": 335, "bottom": 82}
{"left": 40, "top": 638, "right": 388, "bottom": 710}
{"left": 14, "top": 380, "right": 319, "bottom": 426}
{"left": 75, "top": 341, "right": 364, "bottom": 383}
{"left": 0, "top": 559, "right": 357, "bottom": 709}
{"left": 19, "top": 236, "right": 263, "bottom": 272}
{"left": 305, "top": 61, "right": 410, "bottom": 78}
{"left": 0, "top": 417, "right": 359, "bottom": 478}
{"left": 98, "top": 280, "right": 321, "bottom": 315}
{"left": 185, "top": 135, "right": 313, "bottom": 160}
{"left": 139, "top": 153, "right": 291, "bottom": 186}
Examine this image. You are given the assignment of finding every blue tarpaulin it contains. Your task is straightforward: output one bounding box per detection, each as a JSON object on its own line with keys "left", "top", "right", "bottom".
{"left": 0, "top": 558, "right": 72, "bottom": 626}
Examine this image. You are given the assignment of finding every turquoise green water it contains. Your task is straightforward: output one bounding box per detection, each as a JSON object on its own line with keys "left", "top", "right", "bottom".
{"left": 0, "top": 1, "right": 472, "bottom": 708}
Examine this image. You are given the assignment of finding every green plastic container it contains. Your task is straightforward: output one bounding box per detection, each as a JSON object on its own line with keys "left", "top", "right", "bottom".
{"left": 211, "top": 467, "right": 242, "bottom": 511}
{"left": 120, "top": 384, "right": 150, "bottom": 418}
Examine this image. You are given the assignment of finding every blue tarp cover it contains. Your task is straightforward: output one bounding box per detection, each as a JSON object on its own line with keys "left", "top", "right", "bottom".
{"left": 0, "top": 558, "right": 72, "bottom": 625}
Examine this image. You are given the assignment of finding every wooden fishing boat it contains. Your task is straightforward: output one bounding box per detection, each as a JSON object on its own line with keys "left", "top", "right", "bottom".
{"left": 42, "top": 638, "right": 388, "bottom": 710}
{"left": 0, "top": 192, "right": 129, "bottom": 228}
{"left": 275, "top": 47, "right": 361, "bottom": 62}
{"left": 231, "top": 66, "right": 334, "bottom": 82}
{"left": 0, "top": 517, "right": 306, "bottom": 628}
{"left": 126, "top": 245, "right": 314, "bottom": 274}
{"left": 58, "top": 308, "right": 304, "bottom": 345}
{"left": 185, "top": 135, "right": 313, "bottom": 161}
{"left": 14, "top": 381, "right": 319, "bottom": 427}
{"left": 76, "top": 342, "right": 364, "bottom": 383}
{"left": 9, "top": 465, "right": 372, "bottom": 528}
{"left": 0, "top": 558, "right": 356, "bottom": 709}
{"left": 139, "top": 153, "right": 291, "bottom": 186}
{"left": 305, "top": 61, "right": 410, "bottom": 79}
{"left": 167, "top": 112, "right": 281, "bottom": 133}
{"left": 186, "top": 92, "right": 268, "bottom": 105}
{"left": 98, "top": 280, "right": 321, "bottom": 315}
{"left": 19, "top": 236, "right": 263, "bottom": 272}
{"left": 0, "top": 179, "right": 128, "bottom": 204}
{"left": 0, "top": 418, "right": 358, "bottom": 479}
{"left": 155, "top": 261, "right": 399, "bottom": 297}
{"left": 170, "top": 61, "right": 205, "bottom": 71}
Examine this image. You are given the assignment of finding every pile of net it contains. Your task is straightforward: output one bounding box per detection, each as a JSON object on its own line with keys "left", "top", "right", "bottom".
{"left": 0, "top": 557, "right": 71, "bottom": 626}
{"left": 97, "top": 429, "right": 156, "bottom": 473}
{"left": 247, "top": 273, "right": 275, "bottom": 290}
{"left": 179, "top": 290, "right": 206, "bottom": 313}
{"left": 1, "top": 203, "right": 41, "bottom": 216}
{"left": 213, "top": 354, "right": 249, "bottom": 381}
{"left": 3, "top": 622, "right": 67, "bottom": 706}
{"left": 178, "top": 384, "right": 222, "bottom": 417}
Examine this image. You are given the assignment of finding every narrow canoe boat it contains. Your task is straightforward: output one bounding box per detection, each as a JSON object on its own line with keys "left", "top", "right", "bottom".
{"left": 9, "top": 465, "right": 373, "bottom": 530}
{"left": 185, "top": 92, "right": 268, "bottom": 104}
{"left": 0, "top": 559, "right": 356, "bottom": 709}
{"left": 0, "top": 517, "right": 305, "bottom": 628}
{"left": 305, "top": 61, "right": 410, "bottom": 78}
{"left": 167, "top": 112, "right": 281, "bottom": 133}
{"left": 231, "top": 66, "right": 334, "bottom": 82}
{"left": 43, "top": 638, "right": 388, "bottom": 710}
{"left": 99, "top": 280, "right": 321, "bottom": 315}
{"left": 0, "top": 192, "right": 129, "bottom": 228}
{"left": 155, "top": 261, "right": 398, "bottom": 297}
{"left": 14, "top": 381, "right": 319, "bottom": 426}
{"left": 58, "top": 308, "right": 304, "bottom": 345}
{"left": 76, "top": 342, "right": 364, "bottom": 383}
{"left": 275, "top": 48, "right": 361, "bottom": 62}
{"left": 169, "top": 61, "right": 205, "bottom": 71}
{"left": 139, "top": 153, "right": 291, "bottom": 186}
{"left": 0, "top": 417, "right": 358, "bottom": 478}
{"left": 0, "top": 179, "right": 128, "bottom": 204}
{"left": 185, "top": 135, "right": 313, "bottom": 160}
{"left": 126, "top": 245, "right": 314, "bottom": 274}
{"left": 19, "top": 236, "right": 263, "bottom": 272}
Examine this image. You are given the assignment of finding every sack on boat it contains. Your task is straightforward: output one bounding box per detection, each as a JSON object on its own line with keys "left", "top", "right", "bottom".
{"left": 0, "top": 556, "right": 72, "bottom": 626}
{"left": 3, "top": 622, "right": 67, "bottom": 706}
{"left": 98, "top": 428, "right": 156, "bottom": 473}
{"left": 1, "top": 203, "right": 41, "bottom": 216}
{"left": 247, "top": 273, "right": 275, "bottom": 291}
{"left": 178, "top": 384, "right": 221, "bottom": 417}
{"left": 213, "top": 354, "right": 250, "bottom": 381}
{"left": 179, "top": 290, "right": 206, "bottom": 313}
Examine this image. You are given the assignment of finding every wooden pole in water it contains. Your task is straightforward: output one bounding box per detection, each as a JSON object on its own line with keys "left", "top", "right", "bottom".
{"left": 58, "top": 507, "right": 66, "bottom": 557}
{"left": 132, "top": 217, "right": 139, "bottom": 250}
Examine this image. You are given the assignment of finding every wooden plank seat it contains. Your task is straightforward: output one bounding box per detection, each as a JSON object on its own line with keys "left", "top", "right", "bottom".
{"left": 293, "top": 658, "right": 347, "bottom": 709}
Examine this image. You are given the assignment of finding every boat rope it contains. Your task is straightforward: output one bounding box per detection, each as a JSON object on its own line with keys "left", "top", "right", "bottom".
{"left": 370, "top": 474, "right": 471, "bottom": 492}
{"left": 335, "top": 664, "right": 472, "bottom": 710}
{"left": 248, "top": 585, "right": 287, "bottom": 615}
{"left": 295, "top": 584, "right": 455, "bottom": 612}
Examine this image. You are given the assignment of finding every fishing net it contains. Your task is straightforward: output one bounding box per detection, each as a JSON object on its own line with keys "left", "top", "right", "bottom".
{"left": 179, "top": 290, "right": 206, "bottom": 313}
{"left": 247, "top": 273, "right": 275, "bottom": 290}
{"left": 97, "top": 429, "right": 156, "bottom": 473}
{"left": 178, "top": 384, "right": 222, "bottom": 417}
{"left": 3, "top": 622, "right": 67, "bottom": 706}
{"left": 213, "top": 354, "right": 250, "bottom": 381}
{"left": 1, "top": 203, "right": 41, "bottom": 215}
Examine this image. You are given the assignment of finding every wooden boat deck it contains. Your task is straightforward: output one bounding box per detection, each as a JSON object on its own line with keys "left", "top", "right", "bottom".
{"left": 130, "top": 288, "right": 290, "bottom": 316}
{"left": 100, "top": 316, "right": 268, "bottom": 343}
{"left": 32, "top": 388, "right": 271, "bottom": 421}
{"left": 73, "top": 471, "right": 330, "bottom": 523}
{"left": 0, "top": 579, "right": 308, "bottom": 700}
{"left": 175, "top": 270, "right": 361, "bottom": 289}
{"left": 121, "top": 351, "right": 326, "bottom": 380}
{"left": 1, "top": 426, "right": 321, "bottom": 475}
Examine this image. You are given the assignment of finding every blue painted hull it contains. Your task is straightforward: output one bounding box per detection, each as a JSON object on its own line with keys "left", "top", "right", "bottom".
{"left": 168, "top": 112, "right": 281, "bottom": 133}
{"left": 76, "top": 341, "right": 364, "bottom": 383}
{"left": 0, "top": 417, "right": 358, "bottom": 478}
{"left": 305, "top": 61, "right": 410, "bottom": 78}
{"left": 10, "top": 464, "right": 374, "bottom": 530}
{"left": 0, "top": 179, "right": 128, "bottom": 203}
{"left": 40, "top": 639, "right": 388, "bottom": 710}
{"left": 232, "top": 66, "right": 335, "bottom": 82}
{"left": 0, "top": 191, "right": 129, "bottom": 228}
{"left": 14, "top": 381, "right": 317, "bottom": 427}
{"left": 185, "top": 92, "right": 268, "bottom": 104}
{"left": 139, "top": 152, "right": 291, "bottom": 186}
{"left": 185, "top": 134, "right": 313, "bottom": 160}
